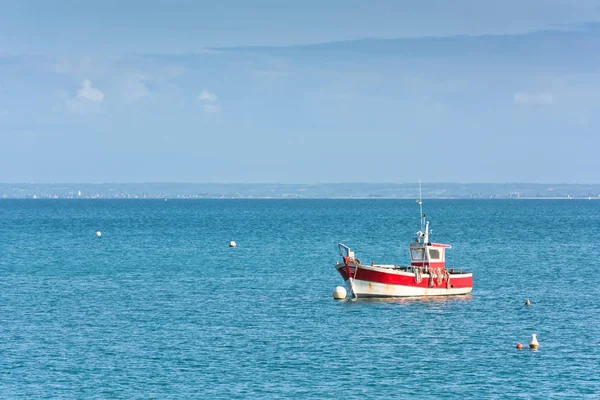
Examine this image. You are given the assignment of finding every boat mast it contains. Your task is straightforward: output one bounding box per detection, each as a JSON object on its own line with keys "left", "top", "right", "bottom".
{"left": 418, "top": 179, "right": 429, "bottom": 243}
{"left": 418, "top": 179, "right": 423, "bottom": 232}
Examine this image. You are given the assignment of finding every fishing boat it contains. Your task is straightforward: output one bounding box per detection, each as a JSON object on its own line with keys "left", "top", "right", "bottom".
{"left": 335, "top": 193, "right": 473, "bottom": 298}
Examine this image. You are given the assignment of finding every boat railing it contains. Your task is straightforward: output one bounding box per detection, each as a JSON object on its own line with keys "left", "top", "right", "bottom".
{"left": 338, "top": 243, "right": 350, "bottom": 257}
{"left": 405, "top": 265, "right": 465, "bottom": 274}
{"left": 337, "top": 243, "right": 352, "bottom": 258}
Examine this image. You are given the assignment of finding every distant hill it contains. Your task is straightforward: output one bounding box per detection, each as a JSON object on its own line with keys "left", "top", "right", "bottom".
{"left": 1, "top": 183, "right": 599, "bottom": 199}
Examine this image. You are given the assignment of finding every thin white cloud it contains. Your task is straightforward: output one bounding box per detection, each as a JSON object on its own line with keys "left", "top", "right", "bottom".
{"left": 52, "top": 58, "right": 71, "bottom": 74}
{"left": 77, "top": 80, "right": 104, "bottom": 102}
{"left": 63, "top": 80, "right": 104, "bottom": 113}
{"left": 197, "top": 90, "right": 217, "bottom": 102}
{"left": 513, "top": 92, "right": 554, "bottom": 106}
{"left": 197, "top": 90, "right": 219, "bottom": 113}
{"left": 203, "top": 104, "right": 220, "bottom": 113}
{"left": 123, "top": 76, "right": 151, "bottom": 102}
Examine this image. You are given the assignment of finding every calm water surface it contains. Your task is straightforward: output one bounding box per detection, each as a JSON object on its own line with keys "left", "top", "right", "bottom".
{"left": 0, "top": 199, "right": 599, "bottom": 398}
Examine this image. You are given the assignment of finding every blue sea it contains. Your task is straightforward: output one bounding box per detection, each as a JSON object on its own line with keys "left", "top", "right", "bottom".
{"left": 0, "top": 199, "right": 598, "bottom": 398}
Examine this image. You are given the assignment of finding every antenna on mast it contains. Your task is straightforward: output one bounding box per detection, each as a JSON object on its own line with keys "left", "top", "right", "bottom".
{"left": 415, "top": 179, "right": 428, "bottom": 243}
{"left": 418, "top": 179, "right": 423, "bottom": 231}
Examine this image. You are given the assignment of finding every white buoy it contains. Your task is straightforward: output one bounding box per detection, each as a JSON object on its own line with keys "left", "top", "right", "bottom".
{"left": 229, "top": 241, "right": 236, "bottom": 248}
{"left": 332, "top": 286, "right": 347, "bottom": 300}
{"left": 529, "top": 333, "right": 539, "bottom": 349}
{"left": 95, "top": 231, "right": 102, "bottom": 238}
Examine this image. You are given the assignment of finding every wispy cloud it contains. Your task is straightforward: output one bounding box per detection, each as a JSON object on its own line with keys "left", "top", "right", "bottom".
{"left": 77, "top": 80, "right": 105, "bottom": 102}
{"left": 123, "top": 75, "right": 151, "bottom": 102}
{"left": 202, "top": 104, "right": 220, "bottom": 113}
{"left": 513, "top": 92, "right": 554, "bottom": 106}
{"left": 197, "top": 90, "right": 217, "bottom": 102}
{"left": 63, "top": 79, "right": 105, "bottom": 113}
{"left": 197, "top": 90, "right": 219, "bottom": 112}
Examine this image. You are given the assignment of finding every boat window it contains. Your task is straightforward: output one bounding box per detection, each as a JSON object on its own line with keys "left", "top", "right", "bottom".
{"left": 428, "top": 249, "right": 441, "bottom": 260}
{"left": 410, "top": 248, "right": 425, "bottom": 260}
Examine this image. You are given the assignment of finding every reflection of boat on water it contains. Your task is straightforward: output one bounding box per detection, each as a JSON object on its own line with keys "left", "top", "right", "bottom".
{"left": 342, "top": 294, "right": 474, "bottom": 305}
{"left": 334, "top": 187, "right": 473, "bottom": 299}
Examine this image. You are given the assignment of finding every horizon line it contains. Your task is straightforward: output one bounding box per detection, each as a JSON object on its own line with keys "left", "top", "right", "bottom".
{"left": 2, "top": 182, "right": 600, "bottom": 186}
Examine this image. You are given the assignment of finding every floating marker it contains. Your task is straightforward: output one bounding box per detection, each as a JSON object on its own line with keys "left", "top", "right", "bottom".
{"left": 525, "top": 299, "right": 531, "bottom": 306}
{"left": 516, "top": 343, "right": 523, "bottom": 349}
{"left": 332, "top": 286, "right": 347, "bottom": 300}
{"left": 95, "top": 231, "right": 102, "bottom": 238}
{"left": 229, "top": 241, "right": 236, "bottom": 248}
{"left": 529, "top": 333, "right": 539, "bottom": 349}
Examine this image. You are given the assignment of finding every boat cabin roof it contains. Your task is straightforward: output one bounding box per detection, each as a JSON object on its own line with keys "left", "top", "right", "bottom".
{"left": 410, "top": 242, "right": 451, "bottom": 249}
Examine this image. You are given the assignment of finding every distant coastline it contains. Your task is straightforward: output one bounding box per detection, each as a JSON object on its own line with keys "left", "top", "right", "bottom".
{"left": 1, "top": 183, "right": 599, "bottom": 199}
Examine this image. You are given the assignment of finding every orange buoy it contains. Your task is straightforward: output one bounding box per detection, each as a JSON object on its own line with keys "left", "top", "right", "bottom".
{"left": 516, "top": 343, "right": 523, "bottom": 349}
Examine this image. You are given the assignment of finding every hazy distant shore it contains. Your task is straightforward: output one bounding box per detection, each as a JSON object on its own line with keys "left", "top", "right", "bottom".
{"left": 1, "top": 183, "right": 599, "bottom": 199}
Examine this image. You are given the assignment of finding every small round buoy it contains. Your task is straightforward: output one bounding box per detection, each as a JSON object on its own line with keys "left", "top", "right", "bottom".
{"left": 95, "top": 231, "right": 102, "bottom": 238}
{"left": 516, "top": 343, "right": 523, "bottom": 349}
{"left": 332, "top": 286, "right": 347, "bottom": 300}
{"left": 529, "top": 333, "right": 539, "bottom": 349}
{"left": 525, "top": 299, "right": 531, "bottom": 306}
{"left": 229, "top": 241, "right": 236, "bottom": 248}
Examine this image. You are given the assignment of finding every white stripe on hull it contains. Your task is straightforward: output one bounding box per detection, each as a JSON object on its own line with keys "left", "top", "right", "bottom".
{"left": 347, "top": 278, "right": 472, "bottom": 298}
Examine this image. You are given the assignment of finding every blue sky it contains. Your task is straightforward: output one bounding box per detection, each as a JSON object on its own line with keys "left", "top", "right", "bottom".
{"left": 1, "top": 0, "right": 599, "bottom": 183}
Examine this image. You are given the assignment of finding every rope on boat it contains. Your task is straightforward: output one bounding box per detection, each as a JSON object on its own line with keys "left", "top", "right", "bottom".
{"left": 352, "top": 258, "right": 359, "bottom": 299}
{"left": 346, "top": 257, "right": 359, "bottom": 300}
{"left": 436, "top": 268, "right": 443, "bottom": 286}
{"left": 414, "top": 267, "right": 422, "bottom": 284}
